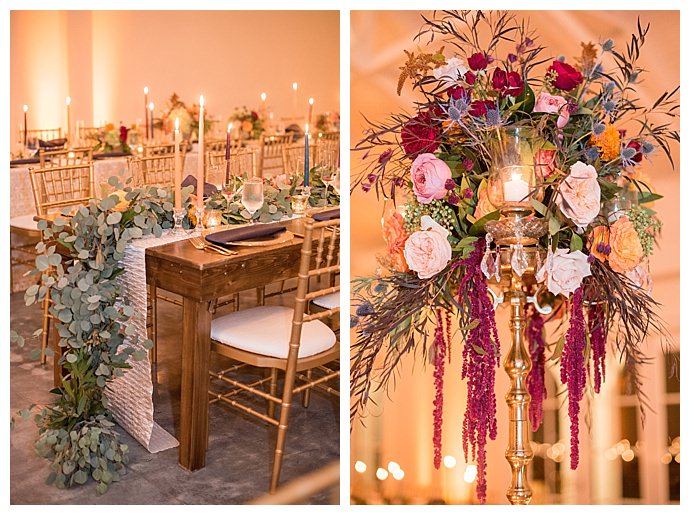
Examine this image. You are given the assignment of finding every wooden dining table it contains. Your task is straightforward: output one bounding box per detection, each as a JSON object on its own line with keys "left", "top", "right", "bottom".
{"left": 145, "top": 217, "right": 310, "bottom": 471}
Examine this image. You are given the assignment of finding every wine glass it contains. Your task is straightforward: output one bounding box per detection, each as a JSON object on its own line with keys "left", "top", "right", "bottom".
{"left": 241, "top": 178, "right": 264, "bottom": 222}
{"left": 331, "top": 169, "right": 340, "bottom": 196}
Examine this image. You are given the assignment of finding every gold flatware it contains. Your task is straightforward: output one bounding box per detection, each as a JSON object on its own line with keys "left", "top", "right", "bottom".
{"left": 188, "top": 236, "right": 237, "bottom": 256}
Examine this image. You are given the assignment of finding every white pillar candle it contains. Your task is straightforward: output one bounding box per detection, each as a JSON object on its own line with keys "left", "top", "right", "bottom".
{"left": 174, "top": 117, "right": 181, "bottom": 210}
{"left": 503, "top": 168, "right": 530, "bottom": 202}
{"left": 196, "top": 95, "right": 205, "bottom": 211}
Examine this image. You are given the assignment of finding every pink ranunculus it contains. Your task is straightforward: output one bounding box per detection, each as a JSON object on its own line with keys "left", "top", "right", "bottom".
{"left": 536, "top": 249, "right": 591, "bottom": 297}
{"left": 410, "top": 153, "right": 452, "bottom": 204}
{"left": 403, "top": 215, "right": 452, "bottom": 279}
{"left": 534, "top": 92, "right": 570, "bottom": 128}
{"left": 556, "top": 161, "right": 601, "bottom": 229}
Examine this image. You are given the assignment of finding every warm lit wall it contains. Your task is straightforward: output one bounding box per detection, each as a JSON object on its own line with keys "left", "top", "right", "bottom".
{"left": 351, "top": 10, "right": 680, "bottom": 505}
{"left": 10, "top": 10, "right": 339, "bottom": 145}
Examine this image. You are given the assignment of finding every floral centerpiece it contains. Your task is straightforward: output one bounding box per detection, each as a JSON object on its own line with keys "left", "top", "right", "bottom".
{"left": 93, "top": 124, "right": 132, "bottom": 154}
{"left": 351, "top": 10, "right": 678, "bottom": 504}
{"left": 229, "top": 106, "right": 264, "bottom": 140}
{"left": 158, "top": 93, "right": 213, "bottom": 141}
{"left": 315, "top": 112, "right": 340, "bottom": 133}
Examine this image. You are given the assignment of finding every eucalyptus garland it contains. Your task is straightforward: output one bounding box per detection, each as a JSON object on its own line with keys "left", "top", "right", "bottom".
{"left": 17, "top": 177, "right": 177, "bottom": 493}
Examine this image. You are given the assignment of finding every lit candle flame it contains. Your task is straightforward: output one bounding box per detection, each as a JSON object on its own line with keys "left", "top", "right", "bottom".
{"left": 228, "top": 122, "right": 233, "bottom": 133}
{"left": 199, "top": 95, "right": 204, "bottom": 108}
{"left": 292, "top": 82, "right": 298, "bottom": 91}
{"left": 309, "top": 97, "right": 314, "bottom": 105}
{"left": 149, "top": 102, "right": 154, "bottom": 112}
{"left": 66, "top": 96, "right": 71, "bottom": 106}
{"left": 175, "top": 117, "right": 179, "bottom": 131}
{"left": 260, "top": 92, "right": 266, "bottom": 102}
{"left": 305, "top": 123, "right": 309, "bottom": 136}
{"left": 144, "top": 86, "right": 149, "bottom": 95}
{"left": 23, "top": 104, "right": 28, "bottom": 112}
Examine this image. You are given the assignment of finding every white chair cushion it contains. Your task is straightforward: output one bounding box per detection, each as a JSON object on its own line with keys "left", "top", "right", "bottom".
{"left": 211, "top": 305, "right": 336, "bottom": 359}
{"left": 312, "top": 292, "right": 339, "bottom": 310}
{"left": 10, "top": 214, "right": 39, "bottom": 232}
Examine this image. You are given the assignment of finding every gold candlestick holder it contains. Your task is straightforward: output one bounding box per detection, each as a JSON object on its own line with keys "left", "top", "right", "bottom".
{"left": 486, "top": 210, "right": 549, "bottom": 505}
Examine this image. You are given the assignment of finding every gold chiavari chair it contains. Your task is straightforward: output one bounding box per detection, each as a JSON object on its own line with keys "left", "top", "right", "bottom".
{"left": 208, "top": 217, "right": 340, "bottom": 493}
{"left": 258, "top": 133, "right": 295, "bottom": 178}
{"left": 143, "top": 142, "right": 176, "bottom": 157}
{"left": 26, "top": 163, "right": 95, "bottom": 364}
{"left": 78, "top": 126, "right": 102, "bottom": 145}
{"left": 316, "top": 131, "right": 340, "bottom": 142}
{"left": 281, "top": 143, "right": 316, "bottom": 177}
{"left": 129, "top": 154, "right": 177, "bottom": 188}
{"left": 205, "top": 138, "right": 229, "bottom": 153}
{"left": 39, "top": 147, "right": 93, "bottom": 168}
{"left": 206, "top": 147, "right": 257, "bottom": 185}
{"left": 314, "top": 139, "right": 340, "bottom": 171}
{"left": 21, "top": 128, "right": 64, "bottom": 144}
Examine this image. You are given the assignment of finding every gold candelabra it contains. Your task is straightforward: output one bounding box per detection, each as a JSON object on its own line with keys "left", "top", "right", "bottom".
{"left": 487, "top": 211, "right": 550, "bottom": 505}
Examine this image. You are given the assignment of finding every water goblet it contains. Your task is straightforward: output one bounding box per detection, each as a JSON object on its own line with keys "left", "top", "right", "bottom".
{"left": 241, "top": 178, "right": 264, "bottom": 223}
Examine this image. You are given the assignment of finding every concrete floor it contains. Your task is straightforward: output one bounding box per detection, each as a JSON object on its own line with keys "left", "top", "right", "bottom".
{"left": 9, "top": 289, "right": 340, "bottom": 504}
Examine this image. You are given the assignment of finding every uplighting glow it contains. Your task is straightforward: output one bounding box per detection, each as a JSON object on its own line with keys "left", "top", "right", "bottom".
{"left": 354, "top": 461, "right": 367, "bottom": 473}
{"left": 376, "top": 467, "right": 389, "bottom": 480}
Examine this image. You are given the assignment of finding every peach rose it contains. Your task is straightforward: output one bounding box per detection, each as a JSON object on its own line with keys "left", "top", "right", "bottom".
{"left": 241, "top": 120, "right": 253, "bottom": 133}
{"left": 556, "top": 161, "right": 601, "bottom": 229}
{"left": 382, "top": 209, "right": 409, "bottom": 273}
{"left": 403, "top": 215, "right": 452, "bottom": 279}
{"left": 473, "top": 187, "right": 497, "bottom": 220}
{"left": 536, "top": 248, "right": 591, "bottom": 296}
{"left": 625, "top": 263, "right": 652, "bottom": 292}
{"left": 587, "top": 225, "right": 610, "bottom": 262}
{"left": 608, "top": 216, "right": 643, "bottom": 273}
{"left": 411, "top": 153, "right": 452, "bottom": 204}
{"left": 534, "top": 92, "right": 570, "bottom": 128}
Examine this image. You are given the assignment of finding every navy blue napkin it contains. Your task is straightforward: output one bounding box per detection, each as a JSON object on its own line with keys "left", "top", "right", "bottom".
{"left": 10, "top": 158, "right": 40, "bottom": 166}
{"left": 181, "top": 174, "right": 218, "bottom": 198}
{"left": 205, "top": 225, "right": 286, "bottom": 246}
{"left": 93, "top": 152, "right": 131, "bottom": 159}
{"left": 38, "top": 138, "right": 67, "bottom": 148}
{"left": 312, "top": 207, "right": 340, "bottom": 221}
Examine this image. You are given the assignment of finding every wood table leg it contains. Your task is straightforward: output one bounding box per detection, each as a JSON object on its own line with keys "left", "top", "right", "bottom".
{"left": 178, "top": 296, "right": 212, "bottom": 471}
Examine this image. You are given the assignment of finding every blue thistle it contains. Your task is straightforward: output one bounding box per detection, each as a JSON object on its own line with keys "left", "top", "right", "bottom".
{"left": 350, "top": 315, "right": 359, "bottom": 328}
{"left": 641, "top": 141, "right": 655, "bottom": 155}
{"left": 593, "top": 122, "right": 606, "bottom": 136}
{"left": 585, "top": 147, "right": 600, "bottom": 163}
{"left": 603, "top": 100, "right": 616, "bottom": 114}
{"left": 355, "top": 302, "right": 375, "bottom": 317}
{"left": 601, "top": 39, "right": 614, "bottom": 52}
{"left": 485, "top": 109, "right": 502, "bottom": 127}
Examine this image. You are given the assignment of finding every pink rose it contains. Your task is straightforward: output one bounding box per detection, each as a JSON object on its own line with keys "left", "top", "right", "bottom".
{"left": 534, "top": 92, "right": 570, "bottom": 128}
{"left": 403, "top": 215, "right": 452, "bottom": 279}
{"left": 556, "top": 161, "right": 601, "bottom": 229}
{"left": 536, "top": 249, "right": 591, "bottom": 296}
{"left": 625, "top": 263, "right": 652, "bottom": 293}
{"left": 411, "top": 153, "right": 452, "bottom": 204}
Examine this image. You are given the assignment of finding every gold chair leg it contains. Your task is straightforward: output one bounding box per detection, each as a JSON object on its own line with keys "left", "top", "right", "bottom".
{"left": 257, "top": 287, "right": 265, "bottom": 306}
{"left": 302, "top": 369, "right": 312, "bottom": 408}
{"left": 268, "top": 368, "right": 278, "bottom": 419}
{"left": 270, "top": 362, "right": 299, "bottom": 492}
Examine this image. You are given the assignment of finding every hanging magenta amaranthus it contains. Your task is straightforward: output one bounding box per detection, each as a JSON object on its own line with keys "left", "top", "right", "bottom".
{"left": 588, "top": 304, "right": 607, "bottom": 394}
{"left": 525, "top": 305, "right": 547, "bottom": 431}
{"left": 455, "top": 241, "right": 500, "bottom": 504}
{"left": 561, "top": 287, "right": 586, "bottom": 469}
{"left": 432, "top": 309, "right": 447, "bottom": 470}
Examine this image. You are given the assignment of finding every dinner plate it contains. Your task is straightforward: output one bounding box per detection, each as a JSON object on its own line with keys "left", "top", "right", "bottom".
{"left": 203, "top": 224, "right": 294, "bottom": 247}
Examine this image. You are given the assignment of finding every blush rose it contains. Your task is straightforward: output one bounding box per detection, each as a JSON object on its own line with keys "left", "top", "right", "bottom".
{"left": 556, "top": 161, "right": 601, "bottom": 229}
{"left": 536, "top": 249, "right": 592, "bottom": 296}
{"left": 534, "top": 92, "right": 570, "bottom": 128}
{"left": 403, "top": 215, "right": 452, "bottom": 279}
{"left": 410, "top": 153, "right": 452, "bottom": 204}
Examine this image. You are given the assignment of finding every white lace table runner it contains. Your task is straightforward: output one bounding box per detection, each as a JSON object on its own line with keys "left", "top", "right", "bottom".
{"left": 105, "top": 229, "right": 193, "bottom": 453}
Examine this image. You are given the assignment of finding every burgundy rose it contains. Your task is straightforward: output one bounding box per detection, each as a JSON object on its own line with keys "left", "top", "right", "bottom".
{"left": 464, "top": 71, "right": 476, "bottom": 86}
{"left": 119, "top": 125, "right": 129, "bottom": 143}
{"left": 251, "top": 111, "right": 259, "bottom": 120}
{"left": 401, "top": 111, "right": 440, "bottom": 157}
{"left": 469, "top": 100, "right": 495, "bottom": 117}
{"left": 447, "top": 86, "right": 470, "bottom": 101}
{"left": 492, "top": 68, "right": 524, "bottom": 98}
{"left": 468, "top": 52, "right": 491, "bottom": 71}
{"left": 625, "top": 140, "right": 643, "bottom": 163}
{"left": 547, "top": 61, "right": 583, "bottom": 92}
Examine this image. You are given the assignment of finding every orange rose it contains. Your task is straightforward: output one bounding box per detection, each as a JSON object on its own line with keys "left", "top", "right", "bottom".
{"left": 241, "top": 120, "right": 253, "bottom": 133}
{"left": 382, "top": 209, "right": 409, "bottom": 272}
{"left": 608, "top": 216, "right": 643, "bottom": 273}
{"left": 473, "top": 187, "right": 497, "bottom": 220}
{"left": 588, "top": 225, "right": 610, "bottom": 262}
{"left": 105, "top": 123, "right": 115, "bottom": 131}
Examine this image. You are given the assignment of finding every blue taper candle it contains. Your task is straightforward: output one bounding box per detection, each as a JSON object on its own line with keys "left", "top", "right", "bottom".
{"left": 304, "top": 124, "right": 310, "bottom": 187}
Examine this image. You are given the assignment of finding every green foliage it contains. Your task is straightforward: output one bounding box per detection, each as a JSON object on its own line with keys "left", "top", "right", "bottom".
{"left": 17, "top": 177, "right": 174, "bottom": 493}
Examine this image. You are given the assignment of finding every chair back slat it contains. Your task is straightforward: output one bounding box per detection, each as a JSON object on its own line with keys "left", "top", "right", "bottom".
{"left": 129, "top": 154, "right": 178, "bottom": 188}
{"left": 21, "top": 128, "right": 64, "bottom": 143}
{"left": 39, "top": 147, "right": 93, "bottom": 168}
{"left": 281, "top": 143, "right": 316, "bottom": 177}
{"left": 258, "top": 133, "right": 295, "bottom": 177}
{"left": 206, "top": 147, "right": 257, "bottom": 184}
{"left": 29, "top": 163, "right": 94, "bottom": 217}
{"left": 144, "top": 143, "right": 176, "bottom": 157}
